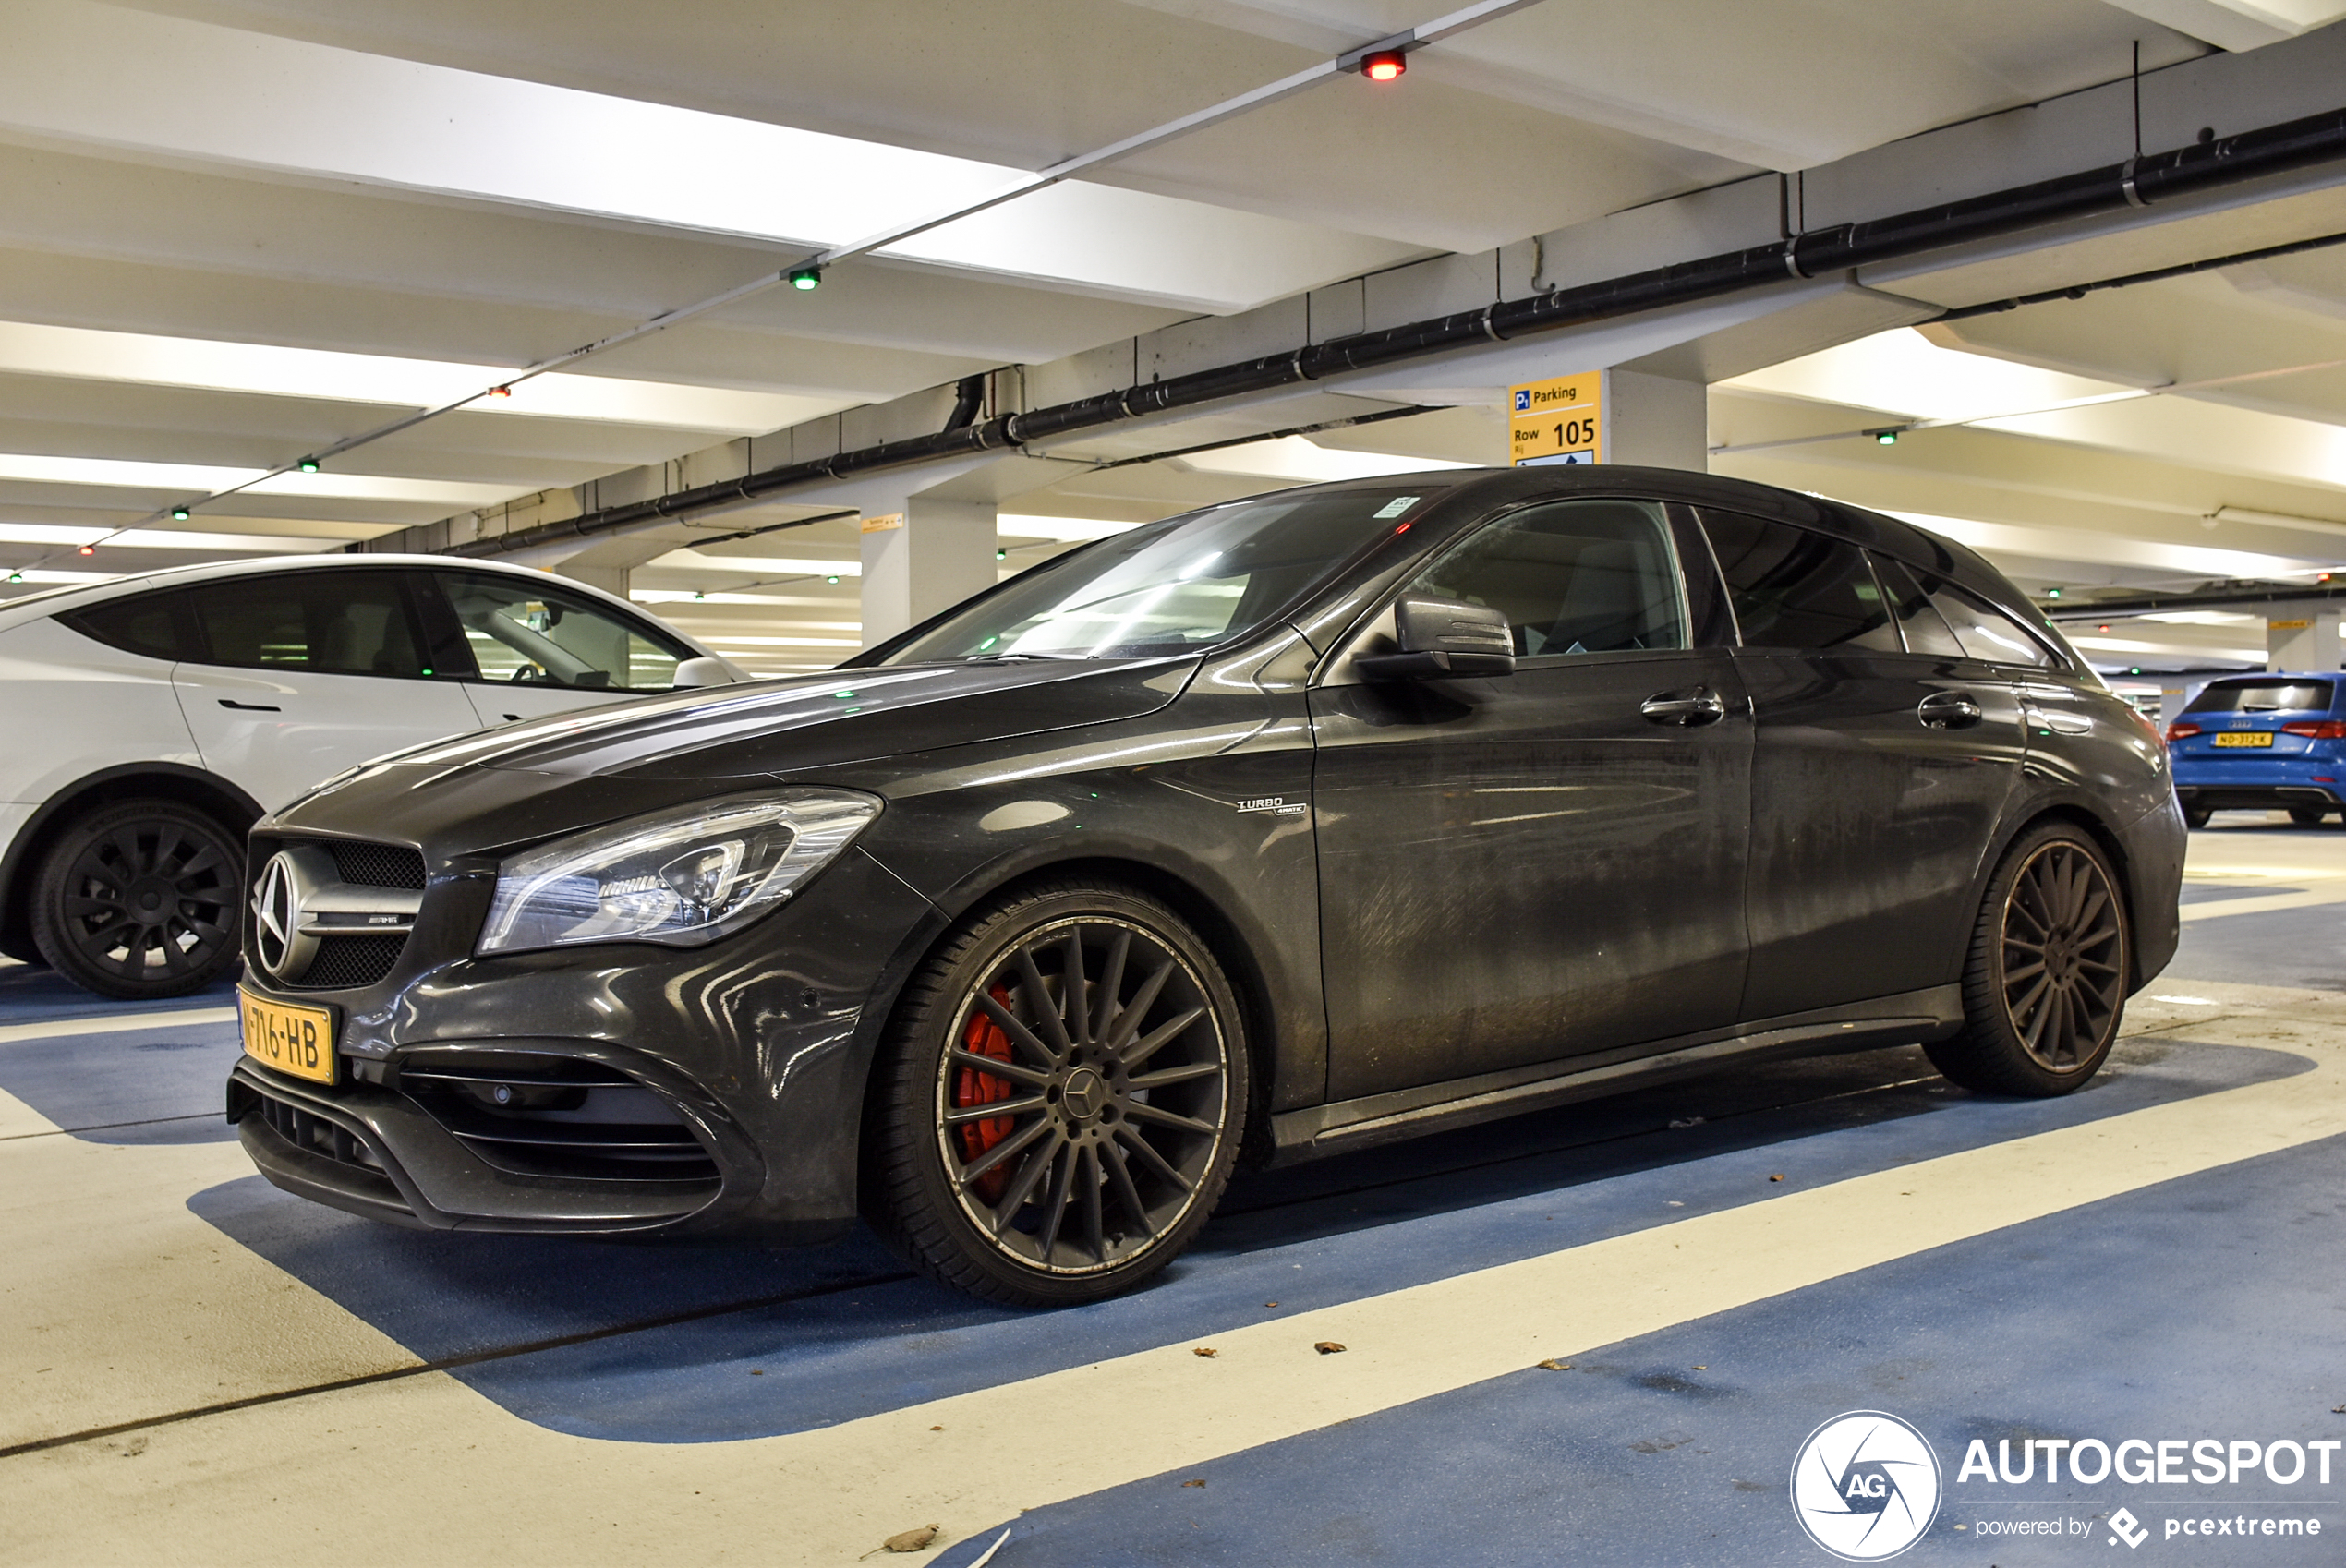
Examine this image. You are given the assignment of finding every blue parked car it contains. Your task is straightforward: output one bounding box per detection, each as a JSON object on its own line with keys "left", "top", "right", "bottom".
{"left": 2167, "top": 671, "right": 2346, "bottom": 827}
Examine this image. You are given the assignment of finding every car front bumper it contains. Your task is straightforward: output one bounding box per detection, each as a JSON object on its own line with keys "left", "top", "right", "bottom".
{"left": 225, "top": 846, "right": 943, "bottom": 1242}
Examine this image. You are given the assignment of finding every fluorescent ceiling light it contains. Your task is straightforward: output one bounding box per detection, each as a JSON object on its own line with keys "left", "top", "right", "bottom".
{"left": 0, "top": 521, "right": 339, "bottom": 552}
{"left": 0, "top": 452, "right": 521, "bottom": 507}
{"left": 1884, "top": 509, "right": 2336, "bottom": 579}
{"left": 0, "top": 567, "right": 115, "bottom": 585}
{"left": 6, "top": 0, "right": 1413, "bottom": 313}
{"left": 703, "top": 634, "right": 863, "bottom": 648}
{"left": 0, "top": 321, "right": 840, "bottom": 433}
{"left": 651, "top": 549, "right": 862, "bottom": 577}
{"left": 997, "top": 515, "right": 1145, "bottom": 542}
{"left": 2135, "top": 610, "right": 2267, "bottom": 625}
{"left": 1725, "top": 329, "right": 2138, "bottom": 422}
{"left": 1177, "top": 437, "right": 1475, "bottom": 483}
{"left": 2071, "top": 634, "right": 2267, "bottom": 662}
{"left": 631, "top": 590, "right": 849, "bottom": 609}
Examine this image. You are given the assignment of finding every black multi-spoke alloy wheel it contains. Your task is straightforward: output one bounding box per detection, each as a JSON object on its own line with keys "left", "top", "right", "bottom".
{"left": 866, "top": 881, "right": 1248, "bottom": 1307}
{"left": 1927, "top": 824, "right": 2130, "bottom": 1097}
{"left": 30, "top": 800, "right": 242, "bottom": 999}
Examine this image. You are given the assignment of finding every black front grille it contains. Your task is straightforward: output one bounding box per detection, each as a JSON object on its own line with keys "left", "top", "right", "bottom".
{"left": 295, "top": 934, "right": 407, "bottom": 991}
{"left": 249, "top": 1088, "right": 386, "bottom": 1176}
{"left": 397, "top": 1054, "right": 721, "bottom": 1187}
{"left": 330, "top": 841, "right": 427, "bottom": 889}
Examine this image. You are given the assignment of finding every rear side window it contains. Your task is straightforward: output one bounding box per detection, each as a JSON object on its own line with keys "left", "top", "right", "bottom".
{"left": 1926, "top": 581, "right": 2056, "bottom": 669}
{"left": 2184, "top": 679, "right": 2334, "bottom": 715}
{"left": 1406, "top": 498, "right": 1686, "bottom": 658}
{"left": 184, "top": 571, "right": 429, "bottom": 678}
{"left": 1700, "top": 511, "right": 1899, "bottom": 653}
{"left": 57, "top": 591, "right": 197, "bottom": 662}
{"left": 1869, "top": 556, "right": 1967, "bottom": 658}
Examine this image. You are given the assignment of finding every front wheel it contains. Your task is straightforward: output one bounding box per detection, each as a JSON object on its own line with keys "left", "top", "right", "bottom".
{"left": 865, "top": 881, "right": 1248, "bottom": 1308}
{"left": 30, "top": 799, "right": 243, "bottom": 999}
{"left": 1926, "top": 824, "right": 2129, "bottom": 1097}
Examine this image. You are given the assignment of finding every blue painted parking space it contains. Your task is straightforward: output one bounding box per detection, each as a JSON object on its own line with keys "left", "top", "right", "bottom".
{"left": 931, "top": 1128, "right": 2346, "bottom": 1567}
{"left": 182, "top": 1034, "right": 2301, "bottom": 1442}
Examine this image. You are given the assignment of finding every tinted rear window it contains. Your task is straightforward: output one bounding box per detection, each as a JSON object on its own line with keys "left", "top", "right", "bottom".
{"left": 2184, "top": 679, "right": 2335, "bottom": 715}
{"left": 57, "top": 591, "right": 195, "bottom": 662}
{"left": 1700, "top": 510, "right": 1899, "bottom": 653}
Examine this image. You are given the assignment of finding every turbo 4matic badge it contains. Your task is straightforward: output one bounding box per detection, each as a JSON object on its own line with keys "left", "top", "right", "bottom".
{"left": 1790, "top": 1411, "right": 1943, "bottom": 1561}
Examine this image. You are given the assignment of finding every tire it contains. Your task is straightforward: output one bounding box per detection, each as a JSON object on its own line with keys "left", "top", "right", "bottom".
{"left": 2289, "top": 805, "right": 2328, "bottom": 826}
{"left": 30, "top": 800, "right": 244, "bottom": 999}
{"left": 865, "top": 880, "right": 1249, "bottom": 1308}
{"left": 1925, "top": 824, "right": 2129, "bottom": 1098}
{"left": 2183, "top": 805, "right": 2213, "bottom": 829}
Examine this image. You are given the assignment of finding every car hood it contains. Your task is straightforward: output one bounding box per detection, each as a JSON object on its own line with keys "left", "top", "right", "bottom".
{"left": 362, "top": 657, "right": 1194, "bottom": 784}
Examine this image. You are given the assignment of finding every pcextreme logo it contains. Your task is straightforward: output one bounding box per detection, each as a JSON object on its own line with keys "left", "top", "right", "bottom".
{"left": 1790, "top": 1411, "right": 1944, "bottom": 1562}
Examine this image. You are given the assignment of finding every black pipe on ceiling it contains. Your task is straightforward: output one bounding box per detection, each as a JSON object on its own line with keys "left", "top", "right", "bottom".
{"left": 447, "top": 103, "right": 2346, "bottom": 560}
{"left": 2043, "top": 582, "right": 2346, "bottom": 621}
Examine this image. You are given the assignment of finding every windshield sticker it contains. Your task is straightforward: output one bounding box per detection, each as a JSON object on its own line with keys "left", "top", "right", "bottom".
{"left": 1373, "top": 496, "right": 1420, "bottom": 519}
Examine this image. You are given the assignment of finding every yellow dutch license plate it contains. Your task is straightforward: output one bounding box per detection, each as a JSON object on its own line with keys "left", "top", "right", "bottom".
{"left": 2213, "top": 731, "right": 2274, "bottom": 748}
{"left": 239, "top": 990, "right": 336, "bottom": 1084}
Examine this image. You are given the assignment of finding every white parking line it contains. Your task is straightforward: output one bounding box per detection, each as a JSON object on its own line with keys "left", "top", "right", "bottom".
{"left": 0, "top": 1006, "right": 236, "bottom": 1046}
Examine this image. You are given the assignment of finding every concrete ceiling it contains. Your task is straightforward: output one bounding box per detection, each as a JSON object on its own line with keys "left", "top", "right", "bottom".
{"left": 4, "top": 0, "right": 2346, "bottom": 676}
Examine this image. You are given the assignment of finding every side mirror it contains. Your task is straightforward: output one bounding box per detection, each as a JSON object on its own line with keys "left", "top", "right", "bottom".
{"left": 1354, "top": 595, "right": 1517, "bottom": 681}
{"left": 671, "top": 657, "right": 740, "bottom": 689}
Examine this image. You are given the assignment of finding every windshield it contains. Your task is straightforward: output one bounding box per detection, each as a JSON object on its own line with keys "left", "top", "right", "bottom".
{"left": 2183, "top": 678, "right": 2334, "bottom": 715}
{"left": 875, "top": 487, "right": 1447, "bottom": 665}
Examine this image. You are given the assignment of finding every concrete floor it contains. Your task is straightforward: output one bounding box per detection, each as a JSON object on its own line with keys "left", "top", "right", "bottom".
{"left": 1, "top": 814, "right": 2341, "bottom": 1565}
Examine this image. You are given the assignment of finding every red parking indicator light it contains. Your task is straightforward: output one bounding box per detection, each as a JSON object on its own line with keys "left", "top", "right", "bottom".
{"left": 1362, "top": 49, "right": 1406, "bottom": 81}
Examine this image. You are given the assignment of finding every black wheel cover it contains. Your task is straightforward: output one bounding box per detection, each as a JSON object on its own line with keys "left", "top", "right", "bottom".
{"left": 41, "top": 807, "right": 239, "bottom": 994}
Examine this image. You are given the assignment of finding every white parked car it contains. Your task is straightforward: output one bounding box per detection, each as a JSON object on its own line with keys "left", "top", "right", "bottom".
{"left": 0, "top": 554, "right": 744, "bottom": 999}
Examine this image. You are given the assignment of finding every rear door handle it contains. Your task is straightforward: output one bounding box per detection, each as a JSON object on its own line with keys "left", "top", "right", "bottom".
{"left": 217, "top": 698, "right": 282, "bottom": 712}
{"left": 1917, "top": 692, "right": 1983, "bottom": 730}
{"left": 1641, "top": 687, "right": 1727, "bottom": 727}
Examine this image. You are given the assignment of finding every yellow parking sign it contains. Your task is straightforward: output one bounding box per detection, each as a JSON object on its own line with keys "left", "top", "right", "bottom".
{"left": 1510, "top": 374, "right": 1602, "bottom": 465}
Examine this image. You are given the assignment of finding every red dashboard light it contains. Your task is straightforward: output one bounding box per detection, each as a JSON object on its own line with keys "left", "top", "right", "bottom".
{"left": 2281, "top": 720, "right": 2346, "bottom": 738}
{"left": 1361, "top": 49, "right": 1406, "bottom": 81}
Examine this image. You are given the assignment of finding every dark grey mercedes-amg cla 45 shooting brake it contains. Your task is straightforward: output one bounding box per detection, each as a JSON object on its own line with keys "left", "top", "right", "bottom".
{"left": 229, "top": 467, "right": 2183, "bottom": 1306}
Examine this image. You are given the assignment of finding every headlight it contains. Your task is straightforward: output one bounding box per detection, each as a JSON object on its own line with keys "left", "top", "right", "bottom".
{"left": 478, "top": 790, "right": 881, "bottom": 955}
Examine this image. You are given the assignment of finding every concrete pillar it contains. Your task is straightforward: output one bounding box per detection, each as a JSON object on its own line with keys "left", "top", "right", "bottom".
{"left": 555, "top": 561, "right": 630, "bottom": 598}
{"left": 2267, "top": 609, "right": 2340, "bottom": 672}
{"left": 1602, "top": 368, "right": 1708, "bottom": 471}
{"left": 859, "top": 494, "right": 998, "bottom": 647}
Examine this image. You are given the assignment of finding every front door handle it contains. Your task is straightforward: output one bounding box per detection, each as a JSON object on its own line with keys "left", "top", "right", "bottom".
{"left": 217, "top": 698, "right": 283, "bottom": 712}
{"left": 1917, "top": 691, "right": 1984, "bottom": 730}
{"left": 1641, "top": 687, "right": 1727, "bottom": 727}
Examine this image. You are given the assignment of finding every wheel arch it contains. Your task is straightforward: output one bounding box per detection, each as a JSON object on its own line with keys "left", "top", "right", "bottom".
{"left": 1990, "top": 801, "right": 2149, "bottom": 990}
{"left": 0, "top": 764, "right": 264, "bottom": 959}
{"left": 865, "top": 850, "right": 1288, "bottom": 1168}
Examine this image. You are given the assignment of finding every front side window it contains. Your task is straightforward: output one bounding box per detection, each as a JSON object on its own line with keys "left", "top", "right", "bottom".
{"left": 1701, "top": 511, "right": 1899, "bottom": 654}
{"left": 1402, "top": 498, "right": 1686, "bottom": 658}
{"left": 185, "top": 572, "right": 427, "bottom": 678}
{"left": 875, "top": 487, "right": 1448, "bottom": 665}
{"left": 430, "top": 573, "right": 690, "bottom": 692}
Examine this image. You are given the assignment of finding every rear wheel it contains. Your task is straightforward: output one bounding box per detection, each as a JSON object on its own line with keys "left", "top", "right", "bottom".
{"left": 865, "top": 881, "right": 1247, "bottom": 1308}
{"left": 30, "top": 800, "right": 243, "bottom": 999}
{"left": 2183, "top": 804, "right": 2213, "bottom": 829}
{"left": 1926, "top": 824, "right": 2129, "bottom": 1097}
{"left": 2289, "top": 805, "right": 2328, "bottom": 826}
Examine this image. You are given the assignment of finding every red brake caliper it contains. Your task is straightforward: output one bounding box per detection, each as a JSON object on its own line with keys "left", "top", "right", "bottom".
{"left": 954, "top": 984, "right": 1018, "bottom": 1202}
